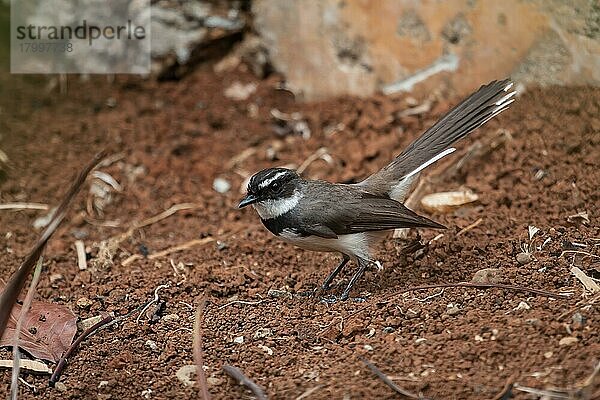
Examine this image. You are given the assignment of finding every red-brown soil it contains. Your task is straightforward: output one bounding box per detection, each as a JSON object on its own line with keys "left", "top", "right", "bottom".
{"left": 0, "top": 67, "right": 599, "bottom": 399}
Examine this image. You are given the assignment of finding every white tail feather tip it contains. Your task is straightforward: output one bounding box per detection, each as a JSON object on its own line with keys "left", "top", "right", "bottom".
{"left": 496, "top": 90, "right": 516, "bottom": 106}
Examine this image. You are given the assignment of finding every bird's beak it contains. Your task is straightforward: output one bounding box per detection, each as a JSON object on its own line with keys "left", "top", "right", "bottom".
{"left": 238, "top": 194, "right": 259, "bottom": 208}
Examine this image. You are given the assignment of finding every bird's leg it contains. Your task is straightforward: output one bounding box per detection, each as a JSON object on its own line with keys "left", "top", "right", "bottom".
{"left": 321, "top": 254, "right": 350, "bottom": 291}
{"left": 340, "top": 257, "right": 370, "bottom": 301}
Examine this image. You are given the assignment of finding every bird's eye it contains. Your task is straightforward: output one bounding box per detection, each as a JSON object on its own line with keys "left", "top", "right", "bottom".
{"left": 271, "top": 181, "right": 280, "bottom": 191}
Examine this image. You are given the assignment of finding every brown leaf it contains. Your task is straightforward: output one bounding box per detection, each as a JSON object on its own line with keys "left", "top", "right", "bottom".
{"left": 0, "top": 151, "right": 105, "bottom": 339}
{"left": 0, "top": 301, "right": 77, "bottom": 363}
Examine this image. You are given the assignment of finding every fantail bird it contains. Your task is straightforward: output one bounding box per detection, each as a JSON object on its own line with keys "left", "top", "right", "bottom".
{"left": 239, "top": 79, "right": 516, "bottom": 300}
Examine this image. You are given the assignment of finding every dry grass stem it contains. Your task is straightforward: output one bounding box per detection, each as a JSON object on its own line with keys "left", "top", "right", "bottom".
{"left": 74, "top": 240, "right": 87, "bottom": 270}
{"left": 122, "top": 238, "right": 214, "bottom": 267}
{"left": 193, "top": 299, "right": 210, "bottom": 400}
{"left": 11, "top": 257, "right": 44, "bottom": 400}
{"left": 0, "top": 203, "right": 49, "bottom": 211}
{"left": 360, "top": 356, "right": 428, "bottom": 399}
{"left": 222, "top": 365, "right": 267, "bottom": 400}
{"left": 457, "top": 218, "right": 483, "bottom": 236}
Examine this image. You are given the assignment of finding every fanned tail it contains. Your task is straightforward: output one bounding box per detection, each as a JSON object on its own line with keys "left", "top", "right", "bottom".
{"left": 360, "top": 79, "right": 515, "bottom": 200}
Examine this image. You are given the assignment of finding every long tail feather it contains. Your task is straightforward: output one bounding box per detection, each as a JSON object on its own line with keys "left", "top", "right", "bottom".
{"left": 360, "top": 79, "right": 515, "bottom": 197}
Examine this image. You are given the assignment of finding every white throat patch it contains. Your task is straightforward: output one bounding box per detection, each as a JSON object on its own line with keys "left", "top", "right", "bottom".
{"left": 253, "top": 190, "right": 302, "bottom": 220}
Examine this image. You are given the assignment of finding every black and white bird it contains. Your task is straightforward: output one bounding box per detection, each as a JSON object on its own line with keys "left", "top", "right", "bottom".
{"left": 239, "top": 79, "right": 516, "bottom": 300}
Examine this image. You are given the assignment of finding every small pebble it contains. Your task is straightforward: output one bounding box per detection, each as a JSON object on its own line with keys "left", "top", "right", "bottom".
{"left": 176, "top": 365, "right": 196, "bottom": 387}
{"left": 55, "top": 382, "right": 67, "bottom": 392}
{"left": 572, "top": 312, "right": 585, "bottom": 330}
{"left": 516, "top": 252, "right": 533, "bottom": 265}
{"left": 446, "top": 303, "right": 460, "bottom": 316}
{"left": 78, "top": 315, "right": 103, "bottom": 331}
{"left": 98, "top": 381, "right": 109, "bottom": 388}
{"left": 254, "top": 328, "right": 273, "bottom": 339}
{"left": 233, "top": 335, "right": 244, "bottom": 344}
{"left": 544, "top": 351, "right": 553, "bottom": 359}
{"left": 207, "top": 377, "right": 223, "bottom": 386}
{"left": 76, "top": 297, "right": 93, "bottom": 309}
{"left": 471, "top": 268, "right": 502, "bottom": 284}
{"left": 268, "top": 289, "right": 292, "bottom": 298}
{"left": 514, "top": 301, "right": 531, "bottom": 311}
{"left": 559, "top": 336, "right": 579, "bottom": 346}
{"left": 145, "top": 339, "right": 159, "bottom": 352}
{"left": 258, "top": 344, "right": 274, "bottom": 355}
{"left": 162, "top": 313, "right": 180, "bottom": 323}
{"left": 363, "top": 344, "right": 373, "bottom": 351}
{"left": 213, "top": 177, "right": 231, "bottom": 193}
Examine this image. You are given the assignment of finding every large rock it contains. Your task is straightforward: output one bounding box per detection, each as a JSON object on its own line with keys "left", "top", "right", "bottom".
{"left": 253, "top": 0, "right": 600, "bottom": 100}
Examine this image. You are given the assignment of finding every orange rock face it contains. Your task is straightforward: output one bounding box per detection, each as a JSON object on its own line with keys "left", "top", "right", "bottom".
{"left": 253, "top": 0, "right": 600, "bottom": 100}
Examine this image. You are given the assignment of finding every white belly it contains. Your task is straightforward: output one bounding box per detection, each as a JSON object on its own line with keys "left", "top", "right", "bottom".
{"left": 279, "top": 230, "right": 386, "bottom": 260}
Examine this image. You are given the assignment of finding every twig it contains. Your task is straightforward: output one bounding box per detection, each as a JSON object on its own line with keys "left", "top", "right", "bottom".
{"left": 560, "top": 250, "right": 600, "bottom": 260}
{"left": 556, "top": 292, "right": 600, "bottom": 321}
{"left": 18, "top": 377, "right": 38, "bottom": 394}
{"left": 223, "top": 365, "right": 267, "bottom": 400}
{"left": 513, "top": 384, "right": 570, "bottom": 399}
{"left": 122, "top": 238, "right": 215, "bottom": 267}
{"left": 346, "top": 282, "right": 566, "bottom": 323}
{"left": 295, "top": 385, "right": 322, "bottom": 400}
{"left": 218, "top": 299, "right": 264, "bottom": 309}
{"left": 136, "top": 284, "right": 170, "bottom": 323}
{"left": 412, "top": 288, "right": 444, "bottom": 302}
{"left": 297, "top": 147, "right": 332, "bottom": 174}
{"left": 90, "top": 203, "right": 202, "bottom": 269}
{"left": 133, "top": 203, "right": 200, "bottom": 231}
{"left": 74, "top": 240, "right": 87, "bottom": 270}
{"left": 49, "top": 313, "right": 115, "bottom": 385}
{"left": 360, "top": 357, "right": 428, "bottom": 399}
{"left": 0, "top": 203, "right": 49, "bottom": 211}
{"left": 193, "top": 299, "right": 210, "bottom": 400}
{"left": 11, "top": 258, "right": 44, "bottom": 400}
{"left": 491, "top": 374, "right": 516, "bottom": 400}
{"left": 0, "top": 151, "right": 105, "bottom": 339}
{"left": 456, "top": 218, "right": 483, "bottom": 236}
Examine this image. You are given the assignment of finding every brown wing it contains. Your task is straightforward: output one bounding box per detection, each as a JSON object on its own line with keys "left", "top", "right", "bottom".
{"left": 295, "top": 183, "right": 445, "bottom": 238}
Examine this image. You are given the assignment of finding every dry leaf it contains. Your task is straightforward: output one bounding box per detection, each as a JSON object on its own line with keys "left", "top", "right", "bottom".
{"left": 421, "top": 190, "right": 479, "bottom": 213}
{"left": 0, "top": 301, "right": 77, "bottom": 362}
{"left": 0, "top": 151, "right": 105, "bottom": 339}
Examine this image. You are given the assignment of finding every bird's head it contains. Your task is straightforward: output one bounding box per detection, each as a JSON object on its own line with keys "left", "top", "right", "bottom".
{"left": 238, "top": 168, "right": 302, "bottom": 219}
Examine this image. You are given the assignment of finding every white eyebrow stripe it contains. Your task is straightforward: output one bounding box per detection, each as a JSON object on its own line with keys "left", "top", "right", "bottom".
{"left": 258, "top": 171, "right": 287, "bottom": 189}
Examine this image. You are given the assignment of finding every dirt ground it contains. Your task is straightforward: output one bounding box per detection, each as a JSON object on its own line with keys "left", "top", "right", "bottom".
{"left": 0, "top": 66, "right": 599, "bottom": 399}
